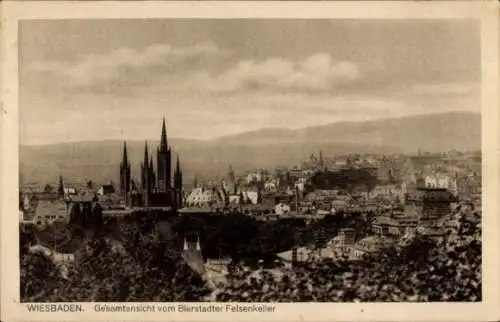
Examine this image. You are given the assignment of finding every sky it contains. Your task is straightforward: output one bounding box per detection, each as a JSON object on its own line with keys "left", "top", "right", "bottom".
{"left": 19, "top": 19, "right": 481, "bottom": 145}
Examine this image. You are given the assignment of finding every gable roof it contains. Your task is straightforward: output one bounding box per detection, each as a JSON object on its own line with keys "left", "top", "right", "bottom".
{"left": 100, "top": 185, "right": 116, "bottom": 194}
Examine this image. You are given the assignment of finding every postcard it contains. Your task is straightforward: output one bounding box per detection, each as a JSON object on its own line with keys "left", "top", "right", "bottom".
{"left": 1, "top": 1, "right": 499, "bottom": 321}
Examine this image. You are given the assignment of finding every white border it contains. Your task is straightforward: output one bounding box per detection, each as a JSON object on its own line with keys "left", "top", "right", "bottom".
{"left": 2, "top": 2, "right": 499, "bottom": 322}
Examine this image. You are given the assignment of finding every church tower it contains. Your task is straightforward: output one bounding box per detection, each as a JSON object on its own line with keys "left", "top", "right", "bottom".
{"left": 174, "top": 155, "right": 183, "bottom": 209}
{"left": 149, "top": 156, "right": 156, "bottom": 192}
{"left": 119, "top": 141, "right": 131, "bottom": 205}
{"left": 58, "top": 175, "right": 65, "bottom": 197}
{"left": 157, "top": 118, "right": 172, "bottom": 193}
{"left": 141, "top": 141, "right": 150, "bottom": 206}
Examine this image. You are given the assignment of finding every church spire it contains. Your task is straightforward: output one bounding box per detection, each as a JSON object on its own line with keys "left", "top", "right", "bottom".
{"left": 160, "top": 117, "right": 168, "bottom": 151}
{"left": 141, "top": 141, "right": 150, "bottom": 194}
{"left": 58, "top": 175, "right": 64, "bottom": 196}
{"left": 149, "top": 156, "right": 155, "bottom": 191}
{"left": 176, "top": 155, "right": 181, "bottom": 174}
{"left": 174, "top": 155, "right": 183, "bottom": 209}
{"left": 122, "top": 141, "right": 129, "bottom": 166}
{"left": 120, "top": 141, "right": 131, "bottom": 202}
{"left": 143, "top": 141, "right": 149, "bottom": 171}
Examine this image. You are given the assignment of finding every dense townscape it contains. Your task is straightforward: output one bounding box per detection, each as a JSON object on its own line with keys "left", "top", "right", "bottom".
{"left": 19, "top": 119, "right": 482, "bottom": 302}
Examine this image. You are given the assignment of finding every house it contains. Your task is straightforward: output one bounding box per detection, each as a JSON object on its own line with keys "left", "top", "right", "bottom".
{"left": 274, "top": 203, "right": 291, "bottom": 215}
{"left": 63, "top": 187, "right": 77, "bottom": 196}
{"left": 246, "top": 172, "right": 263, "bottom": 184}
{"left": 369, "top": 184, "right": 402, "bottom": 200}
{"left": 242, "top": 189, "right": 259, "bottom": 205}
{"left": 228, "top": 194, "right": 241, "bottom": 205}
{"left": 276, "top": 247, "right": 312, "bottom": 268}
{"left": 294, "top": 181, "right": 306, "bottom": 193}
{"left": 372, "top": 216, "right": 401, "bottom": 236}
{"left": 326, "top": 228, "right": 356, "bottom": 257}
{"left": 32, "top": 199, "right": 70, "bottom": 227}
{"left": 185, "top": 187, "right": 225, "bottom": 208}
{"left": 457, "top": 174, "right": 481, "bottom": 198}
{"left": 352, "top": 235, "right": 395, "bottom": 259}
{"left": 264, "top": 180, "right": 279, "bottom": 193}
{"left": 424, "top": 173, "right": 455, "bottom": 190}
{"left": 97, "top": 184, "right": 116, "bottom": 196}
{"left": 19, "top": 209, "right": 37, "bottom": 225}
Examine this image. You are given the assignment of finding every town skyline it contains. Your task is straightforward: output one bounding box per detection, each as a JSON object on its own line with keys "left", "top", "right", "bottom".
{"left": 20, "top": 19, "right": 480, "bottom": 145}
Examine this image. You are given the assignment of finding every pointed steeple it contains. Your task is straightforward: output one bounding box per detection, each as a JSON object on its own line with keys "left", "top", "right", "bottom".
{"left": 142, "top": 141, "right": 149, "bottom": 174}
{"left": 196, "top": 235, "right": 201, "bottom": 251}
{"left": 183, "top": 236, "right": 188, "bottom": 251}
{"left": 228, "top": 164, "right": 235, "bottom": 182}
{"left": 142, "top": 141, "right": 150, "bottom": 194}
{"left": 175, "top": 155, "right": 181, "bottom": 174}
{"left": 149, "top": 156, "right": 155, "bottom": 191}
{"left": 58, "top": 175, "right": 64, "bottom": 196}
{"left": 193, "top": 176, "right": 198, "bottom": 189}
{"left": 122, "top": 141, "right": 129, "bottom": 166}
{"left": 120, "top": 141, "right": 131, "bottom": 200}
{"left": 143, "top": 141, "right": 149, "bottom": 171}
{"left": 160, "top": 117, "right": 168, "bottom": 151}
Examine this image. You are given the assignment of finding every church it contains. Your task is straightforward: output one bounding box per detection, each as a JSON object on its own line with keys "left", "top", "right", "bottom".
{"left": 119, "top": 118, "right": 183, "bottom": 210}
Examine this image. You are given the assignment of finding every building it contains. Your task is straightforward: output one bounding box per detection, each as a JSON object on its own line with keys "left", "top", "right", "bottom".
{"left": 120, "top": 118, "right": 183, "bottom": 209}
{"left": 264, "top": 179, "right": 279, "bottom": 193}
{"left": 325, "top": 228, "right": 356, "bottom": 258}
{"left": 457, "top": 173, "right": 481, "bottom": 198}
{"left": 276, "top": 247, "right": 312, "bottom": 268}
{"left": 32, "top": 199, "right": 70, "bottom": 226}
{"left": 274, "top": 203, "right": 291, "bottom": 215}
{"left": 246, "top": 171, "right": 264, "bottom": 184}
{"left": 185, "top": 186, "right": 225, "bottom": 208}
{"left": 97, "top": 184, "right": 116, "bottom": 196}
{"left": 405, "top": 187, "right": 456, "bottom": 227}
{"left": 369, "top": 184, "right": 403, "bottom": 201}
{"left": 352, "top": 235, "right": 395, "bottom": 259}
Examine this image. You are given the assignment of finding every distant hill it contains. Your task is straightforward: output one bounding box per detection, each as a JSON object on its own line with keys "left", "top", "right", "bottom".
{"left": 215, "top": 111, "right": 481, "bottom": 151}
{"left": 20, "top": 111, "right": 480, "bottom": 186}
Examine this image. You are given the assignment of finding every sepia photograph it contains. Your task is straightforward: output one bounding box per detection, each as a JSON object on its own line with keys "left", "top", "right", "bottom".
{"left": 2, "top": 1, "right": 500, "bottom": 322}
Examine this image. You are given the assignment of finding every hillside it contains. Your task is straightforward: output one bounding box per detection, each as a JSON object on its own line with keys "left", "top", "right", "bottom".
{"left": 216, "top": 112, "right": 481, "bottom": 152}
{"left": 19, "top": 112, "right": 480, "bottom": 186}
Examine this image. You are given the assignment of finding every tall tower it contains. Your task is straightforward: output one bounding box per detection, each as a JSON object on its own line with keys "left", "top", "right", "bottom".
{"left": 141, "top": 141, "right": 150, "bottom": 206}
{"left": 193, "top": 176, "right": 198, "bottom": 189}
{"left": 319, "top": 150, "right": 324, "bottom": 168}
{"left": 58, "top": 175, "right": 64, "bottom": 197}
{"left": 149, "top": 156, "right": 156, "bottom": 192}
{"left": 174, "top": 155, "right": 183, "bottom": 209}
{"left": 120, "top": 141, "right": 131, "bottom": 205}
{"left": 157, "top": 118, "right": 172, "bottom": 193}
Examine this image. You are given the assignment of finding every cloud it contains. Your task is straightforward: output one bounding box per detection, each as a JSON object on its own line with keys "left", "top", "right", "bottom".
{"left": 206, "top": 53, "right": 361, "bottom": 95}
{"left": 24, "top": 42, "right": 230, "bottom": 93}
